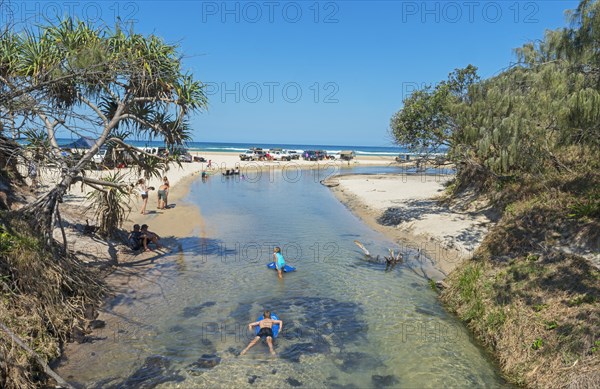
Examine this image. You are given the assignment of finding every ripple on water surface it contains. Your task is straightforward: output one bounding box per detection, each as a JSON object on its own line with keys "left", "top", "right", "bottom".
{"left": 59, "top": 169, "right": 506, "bottom": 388}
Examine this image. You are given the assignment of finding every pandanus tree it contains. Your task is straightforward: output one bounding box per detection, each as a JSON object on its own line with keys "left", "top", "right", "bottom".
{"left": 0, "top": 18, "right": 207, "bottom": 253}
{"left": 390, "top": 0, "right": 600, "bottom": 190}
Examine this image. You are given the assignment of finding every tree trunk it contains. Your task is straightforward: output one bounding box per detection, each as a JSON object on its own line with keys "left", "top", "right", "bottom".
{"left": 20, "top": 169, "right": 77, "bottom": 254}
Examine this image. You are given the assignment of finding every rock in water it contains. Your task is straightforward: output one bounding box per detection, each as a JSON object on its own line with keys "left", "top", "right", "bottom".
{"left": 286, "top": 377, "right": 303, "bottom": 387}
{"left": 89, "top": 319, "right": 105, "bottom": 329}
{"left": 181, "top": 301, "right": 217, "bottom": 317}
{"left": 189, "top": 354, "right": 221, "bottom": 369}
{"left": 372, "top": 374, "right": 400, "bottom": 388}
{"left": 123, "top": 355, "right": 183, "bottom": 388}
{"left": 337, "top": 352, "right": 384, "bottom": 372}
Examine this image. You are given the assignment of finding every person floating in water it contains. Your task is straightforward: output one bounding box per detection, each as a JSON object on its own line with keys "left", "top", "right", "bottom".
{"left": 273, "top": 246, "right": 285, "bottom": 279}
{"left": 240, "top": 310, "right": 283, "bottom": 356}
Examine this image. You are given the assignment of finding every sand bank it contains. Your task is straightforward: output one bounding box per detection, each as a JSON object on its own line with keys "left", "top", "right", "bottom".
{"left": 39, "top": 152, "right": 482, "bottom": 277}
{"left": 324, "top": 173, "right": 493, "bottom": 278}
{"left": 42, "top": 152, "right": 401, "bottom": 264}
{"left": 31, "top": 151, "right": 478, "bottom": 277}
{"left": 29, "top": 151, "right": 399, "bottom": 206}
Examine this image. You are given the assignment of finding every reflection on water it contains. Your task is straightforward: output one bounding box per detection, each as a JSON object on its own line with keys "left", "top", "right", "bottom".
{"left": 57, "top": 166, "right": 506, "bottom": 388}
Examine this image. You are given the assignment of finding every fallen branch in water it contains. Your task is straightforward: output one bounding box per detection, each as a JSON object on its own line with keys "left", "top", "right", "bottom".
{"left": 384, "top": 249, "right": 403, "bottom": 271}
{"left": 353, "top": 239, "right": 371, "bottom": 257}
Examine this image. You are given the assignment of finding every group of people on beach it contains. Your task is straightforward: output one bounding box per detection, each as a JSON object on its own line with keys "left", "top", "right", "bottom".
{"left": 127, "top": 176, "right": 170, "bottom": 252}
{"left": 136, "top": 176, "right": 170, "bottom": 215}
{"left": 127, "top": 223, "right": 162, "bottom": 252}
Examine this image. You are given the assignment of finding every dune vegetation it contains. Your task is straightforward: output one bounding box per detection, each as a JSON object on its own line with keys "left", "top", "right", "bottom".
{"left": 390, "top": 1, "right": 599, "bottom": 387}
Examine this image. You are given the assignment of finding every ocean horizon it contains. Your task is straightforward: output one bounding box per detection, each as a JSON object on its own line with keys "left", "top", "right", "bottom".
{"left": 52, "top": 138, "right": 412, "bottom": 157}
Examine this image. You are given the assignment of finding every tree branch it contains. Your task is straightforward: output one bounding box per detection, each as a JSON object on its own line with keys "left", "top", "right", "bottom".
{"left": 78, "top": 94, "right": 108, "bottom": 127}
{"left": 0, "top": 321, "right": 75, "bottom": 389}
{"left": 77, "top": 176, "right": 131, "bottom": 190}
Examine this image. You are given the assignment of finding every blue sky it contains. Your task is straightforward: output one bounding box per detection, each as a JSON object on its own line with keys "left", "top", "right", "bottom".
{"left": 6, "top": 1, "right": 581, "bottom": 146}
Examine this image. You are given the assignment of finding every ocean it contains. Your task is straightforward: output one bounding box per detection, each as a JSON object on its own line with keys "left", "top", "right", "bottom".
{"left": 126, "top": 140, "right": 409, "bottom": 157}
{"left": 53, "top": 138, "right": 411, "bottom": 157}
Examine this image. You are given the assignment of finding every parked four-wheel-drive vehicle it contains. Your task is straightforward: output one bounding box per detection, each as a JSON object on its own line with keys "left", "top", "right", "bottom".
{"left": 271, "top": 150, "right": 291, "bottom": 161}
{"left": 303, "top": 150, "right": 317, "bottom": 160}
{"left": 304, "top": 150, "right": 328, "bottom": 161}
{"left": 240, "top": 150, "right": 256, "bottom": 160}
{"left": 240, "top": 148, "right": 267, "bottom": 161}
{"left": 92, "top": 147, "right": 109, "bottom": 164}
{"left": 287, "top": 150, "right": 301, "bottom": 159}
{"left": 340, "top": 150, "right": 355, "bottom": 161}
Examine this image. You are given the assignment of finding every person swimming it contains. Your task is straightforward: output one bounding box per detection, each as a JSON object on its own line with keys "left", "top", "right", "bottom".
{"left": 240, "top": 310, "right": 283, "bottom": 356}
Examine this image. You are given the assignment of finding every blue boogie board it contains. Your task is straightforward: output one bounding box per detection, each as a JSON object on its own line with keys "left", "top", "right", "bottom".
{"left": 267, "top": 262, "right": 296, "bottom": 272}
{"left": 255, "top": 313, "right": 280, "bottom": 338}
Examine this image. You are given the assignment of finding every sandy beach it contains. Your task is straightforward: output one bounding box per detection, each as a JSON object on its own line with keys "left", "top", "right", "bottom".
{"left": 40, "top": 151, "right": 402, "bottom": 207}
{"left": 44, "top": 152, "right": 488, "bottom": 277}
{"left": 324, "top": 173, "right": 493, "bottom": 278}
{"left": 45, "top": 151, "right": 414, "bottom": 280}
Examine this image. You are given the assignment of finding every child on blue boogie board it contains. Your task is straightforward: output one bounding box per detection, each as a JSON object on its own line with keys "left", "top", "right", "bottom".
{"left": 274, "top": 246, "right": 285, "bottom": 279}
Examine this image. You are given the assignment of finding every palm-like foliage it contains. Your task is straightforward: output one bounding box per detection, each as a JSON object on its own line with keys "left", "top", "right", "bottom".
{"left": 0, "top": 17, "right": 208, "bottom": 251}
{"left": 85, "top": 172, "right": 131, "bottom": 238}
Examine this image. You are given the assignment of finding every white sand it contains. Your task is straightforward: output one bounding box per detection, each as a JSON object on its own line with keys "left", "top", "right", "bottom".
{"left": 327, "top": 174, "right": 493, "bottom": 277}
{"left": 27, "top": 152, "right": 490, "bottom": 277}
{"left": 29, "top": 151, "right": 399, "bottom": 208}
{"left": 27, "top": 152, "right": 402, "bottom": 263}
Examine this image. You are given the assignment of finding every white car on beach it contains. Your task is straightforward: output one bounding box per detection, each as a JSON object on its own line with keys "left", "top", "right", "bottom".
{"left": 270, "top": 150, "right": 291, "bottom": 161}
{"left": 286, "top": 150, "right": 301, "bottom": 160}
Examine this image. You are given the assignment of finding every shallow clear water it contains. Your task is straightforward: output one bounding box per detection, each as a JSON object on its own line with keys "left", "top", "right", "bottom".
{"left": 58, "top": 167, "right": 505, "bottom": 388}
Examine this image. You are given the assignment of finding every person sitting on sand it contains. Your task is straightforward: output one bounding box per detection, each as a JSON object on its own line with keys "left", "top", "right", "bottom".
{"left": 128, "top": 224, "right": 144, "bottom": 251}
{"left": 273, "top": 246, "right": 286, "bottom": 279}
{"left": 140, "top": 224, "right": 162, "bottom": 251}
{"left": 241, "top": 310, "right": 282, "bottom": 356}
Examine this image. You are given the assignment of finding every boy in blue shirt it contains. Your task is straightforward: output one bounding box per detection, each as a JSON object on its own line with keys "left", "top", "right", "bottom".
{"left": 274, "top": 247, "right": 285, "bottom": 279}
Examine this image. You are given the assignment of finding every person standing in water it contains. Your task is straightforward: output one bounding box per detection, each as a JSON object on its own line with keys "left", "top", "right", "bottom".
{"left": 241, "top": 310, "right": 283, "bottom": 356}
{"left": 273, "top": 246, "right": 285, "bottom": 279}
